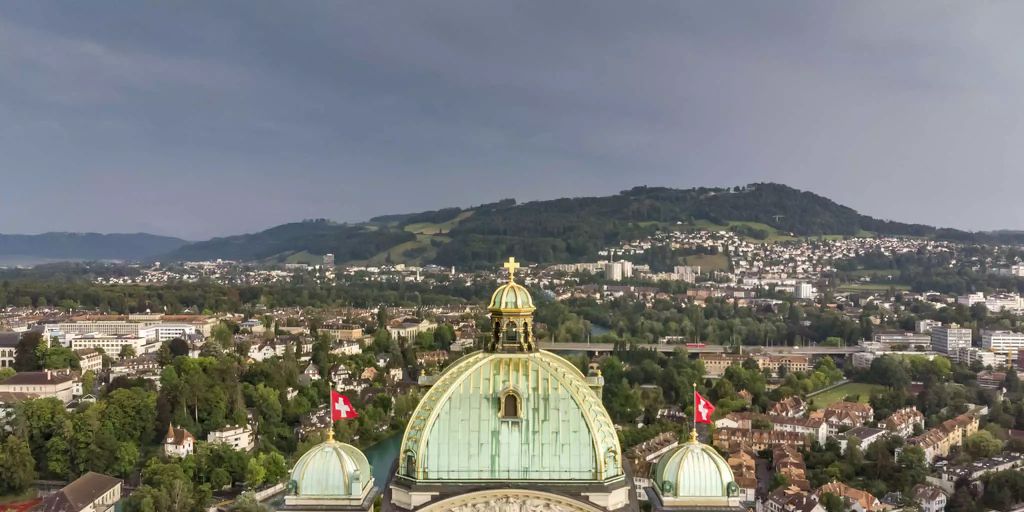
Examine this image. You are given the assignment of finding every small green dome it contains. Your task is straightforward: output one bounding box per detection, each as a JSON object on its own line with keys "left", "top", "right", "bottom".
{"left": 290, "top": 439, "right": 372, "bottom": 497}
{"left": 654, "top": 437, "right": 737, "bottom": 499}
{"left": 488, "top": 281, "right": 535, "bottom": 312}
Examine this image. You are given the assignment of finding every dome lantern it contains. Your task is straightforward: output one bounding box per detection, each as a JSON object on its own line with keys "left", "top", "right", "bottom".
{"left": 487, "top": 257, "right": 536, "bottom": 352}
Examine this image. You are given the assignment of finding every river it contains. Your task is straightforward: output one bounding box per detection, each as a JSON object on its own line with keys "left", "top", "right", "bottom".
{"left": 364, "top": 433, "right": 402, "bottom": 485}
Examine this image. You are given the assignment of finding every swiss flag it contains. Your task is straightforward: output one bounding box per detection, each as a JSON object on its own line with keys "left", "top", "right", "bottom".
{"left": 694, "top": 390, "right": 715, "bottom": 424}
{"left": 331, "top": 390, "right": 359, "bottom": 421}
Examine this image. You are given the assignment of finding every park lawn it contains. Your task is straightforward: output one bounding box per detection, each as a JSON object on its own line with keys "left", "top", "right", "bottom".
{"left": 404, "top": 210, "right": 475, "bottom": 235}
{"left": 808, "top": 382, "right": 886, "bottom": 407}
{"left": 0, "top": 488, "right": 38, "bottom": 505}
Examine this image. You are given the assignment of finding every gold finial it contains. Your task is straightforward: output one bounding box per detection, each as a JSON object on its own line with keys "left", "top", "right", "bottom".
{"left": 327, "top": 425, "right": 335, "bottom": 442}
{"left": 503, "top": 257, "right": 520, "bottom": 282}
{"left": 689, "top": 428, "right": 698, "bottom": 443}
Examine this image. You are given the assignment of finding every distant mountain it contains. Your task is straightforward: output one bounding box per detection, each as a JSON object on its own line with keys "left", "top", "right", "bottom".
{"left": 159, "top": 220, "right": 415, "bottom": 263}
{"left": 0, "top": 232, "right": 188, "bottom": 262}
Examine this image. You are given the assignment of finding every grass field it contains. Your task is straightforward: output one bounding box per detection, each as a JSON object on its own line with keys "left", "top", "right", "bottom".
{"left": 680, "top": 253, "right": 730, "bottom": 272}
{"left": 836, "top": 283, "right": 911, "bottom": 293}
{"left": 404, "top": 210, "right": 475, "bottom": 235}
{"left": 808, "top": 382, "right": 886, "bottom": 407}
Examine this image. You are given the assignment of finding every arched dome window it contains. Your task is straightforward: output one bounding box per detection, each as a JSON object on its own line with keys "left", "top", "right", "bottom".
{"left": 499, "top": 388, "right": 522, "bottom": 420}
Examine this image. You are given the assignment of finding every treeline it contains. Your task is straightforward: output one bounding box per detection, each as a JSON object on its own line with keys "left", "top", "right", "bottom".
{"left": 0, "top": 276, "right": 498, "bottom": 313}
{"left": 161, "top": 221, "right": 415, "bottom": 263}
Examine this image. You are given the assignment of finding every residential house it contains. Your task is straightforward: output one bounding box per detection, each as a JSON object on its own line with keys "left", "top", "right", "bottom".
{"left": 770, "top": 396, "right": 807, "bottom": 418}
{"left": 814, "top": 402, "right": 874, "bottom": 437}
{"left": 911, "top": 484, "right": 947, "bottom": 512}
{"left": 321, "top": 323, "right": 363, "bottom": 341}
{"left": 386, "top": 318, "right": 436, "bottom": 340}
{"left": 727, "top": 446, "right": 759, "bottom": 504}
{"left": 35, "top": 472, "right": 122, "bottom": 512}
{"left": 714, "top": 427, "right": 809, "bottom": 452}
{"left": 908, "top": 413, "right": 979, "bottom": 462}
{"left": 929, "top": 452, "right": 1024, "bottom": 494}
{"left": 816, "top": 481, "right": 881, "bottom": 512}
{"left": 883, "top": 407, "right": 925, "bottom": 438}
{"left": 300, "top": 363, "right": 321, "bottom": 384}
{"left": 163, "top": 424, "right": 194, "bottom": 458}
{"left": 760, "top": 487, "right": 824, "bottom": 512}
{"left": 839, "top": 427, "right": 888, "bottom": 454}
{"left": 773, "top": 445, "right": 811, "bottom": 491}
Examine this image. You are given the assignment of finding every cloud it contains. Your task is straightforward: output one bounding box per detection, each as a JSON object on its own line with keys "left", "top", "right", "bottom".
{"left": 1, "top": 1, "right": 1024, "bottom": 238}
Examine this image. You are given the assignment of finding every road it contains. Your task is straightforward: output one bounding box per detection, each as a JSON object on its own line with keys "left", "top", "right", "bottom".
{"left": 536, "top": 342, "right": 863, "bottom": 355}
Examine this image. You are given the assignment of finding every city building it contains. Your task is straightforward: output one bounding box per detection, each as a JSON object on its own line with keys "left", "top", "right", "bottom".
{"left": 814, "top": 402, "right": 873, "bottom": 437}
{"left": 930, "top": 453, "right": 1024, "bottom": 493}
{"left": 281, "top": 430, "right": 378, "bottom": 511}
{"left": 74, "top": 348, "right": 103, "bottom": 374}
{"left": 323, "top": 253, "right": 335, "bottom": 268}
{"left": 794, "top": 283, "right": 814, "bottom": 300}
{"left": 908, "top": 413, "right": 979, "bottom": 462}
{"left": 0, "top": 370, "right": 75, "bottom": 404}
{"left": 36, "top": 471, "right": 122, "bottom": 512}
{"left": 207, "top": 424, "right": 254, "bottom": 452}
{"left": 163, "top": 424, "right": 194, "bottom": 458}
{"left": 70, "top": 334, "right": 154, "bottom": 355}
{"left": 981, "top": 330, "right": 1024, "bottom": 357}
{"left": 386, "top": 318, "right": 437, "bottom": 340}
{"left": 321, "top": 323, "right": 364, "bottom": 341}
{"left": 916, "top": 319, "right": 941, "bottom": 334}
{"left": 627, "top": 432, "right": 679, "bottom": 503}
{"left": 0, "top": 331, "right": 17, "bottom": 368}
{"left": 930, "top": 324, "right": 972, "bottom": 356}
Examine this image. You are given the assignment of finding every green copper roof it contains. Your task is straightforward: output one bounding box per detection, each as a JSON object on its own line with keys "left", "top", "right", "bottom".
{"left": 399, "top": 350, "right": 622, "bottom": 482}
{"left": 654, "top": 440, "right": 736, "bottom": 499}
{"left": 290, "top": 440, "right": 373, "bottom": 497}
{"left": 488, "top": 282, "right": 535, "bottom": 312}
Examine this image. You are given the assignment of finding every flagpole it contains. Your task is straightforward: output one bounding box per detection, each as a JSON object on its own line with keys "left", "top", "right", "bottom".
{"left": 692, "top": 382, "right": 697, "bottom": 441}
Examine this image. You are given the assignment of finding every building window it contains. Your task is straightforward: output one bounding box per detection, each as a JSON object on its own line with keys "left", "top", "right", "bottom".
{"left": 505, "top": 322, "right": 518, "bottom": 342}
{"left": 499, "top": 389, "right": 522, "bottom": 420}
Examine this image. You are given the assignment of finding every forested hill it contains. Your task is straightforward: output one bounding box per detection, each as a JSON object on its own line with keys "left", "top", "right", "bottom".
{"left": 0, "top": 232, "right": 187, "bottom": 262}
{"left": 156, "top": 182, "right": 1004, "bottom": 267}
{"left": 16, "top": 183, "right": 1006, "bottom": 266}
{"left": 419, "top": 183, "right": 958, "bottom": 266}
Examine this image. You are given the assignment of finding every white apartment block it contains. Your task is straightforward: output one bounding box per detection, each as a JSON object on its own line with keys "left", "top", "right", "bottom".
{"left": 956, "top": 347, "right": 1003, "bottom": 369}
{"left": 71, "top": 334, "right": 157, "bottom": 355}
{"left": 982, "top": 330, "right": 1024, "bottom": 357}
{"left": 931, "top": 325, "right": 972, "bottom": 356}
{"left": 207, "top": 424, "right": 255, "bottom": 452}
{"left": 794, "top": 282, "right": 814, "bottom": 300}
{"left": 139, "top": 324, "right": 198, "bottom": 342}
{"left": 957, "top": 292, "right": 986, "bottom": 307}
{"left": 916, "top": 319, "right": 942, "bottom": 334}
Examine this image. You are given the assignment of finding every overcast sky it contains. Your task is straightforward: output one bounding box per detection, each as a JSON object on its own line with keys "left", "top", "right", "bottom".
{"left": 2, "top": 2, "right": 1023, "bottom": 240}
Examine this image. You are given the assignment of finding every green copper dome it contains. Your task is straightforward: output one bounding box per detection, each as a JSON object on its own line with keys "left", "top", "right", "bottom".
{"left": 399, "top": 350, "right": 622, "bottom": 482}
{"left": 654, "top": 436, "right": 738, "bottom": 500}
{"left": 488, "top": 281, "right": 535, "bottom": 312}
{"left": 290, "top": 439, "right": 373, "bottom": 497}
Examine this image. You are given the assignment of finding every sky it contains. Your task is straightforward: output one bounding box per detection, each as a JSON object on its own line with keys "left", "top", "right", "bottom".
{"left": 2, "top": 2, "right": 1023, "bottom": 240}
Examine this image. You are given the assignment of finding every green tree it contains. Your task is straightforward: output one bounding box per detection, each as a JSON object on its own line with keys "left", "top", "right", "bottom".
{"left": 14, "top": 331, "right": 43, "bottom": 371}
{"left": 0, "top": 367, "right": 14, "bottom": 382}
{"left": 119, "top": 345, "right": 137, "bottom": 359}
{"left": 820, "top": 492, "right": 845, "bottom": 512}
{"left": 245, "top": 458, "right": 266, "bottom": 489}
{"left": 0, "top": 435, "right": 37, "bottom": 494}
{"left": 965, "top": 431, "right": 1003, "bottom": 459}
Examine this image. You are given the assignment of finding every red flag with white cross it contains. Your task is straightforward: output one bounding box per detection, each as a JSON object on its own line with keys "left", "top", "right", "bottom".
{"left": 331, "top": 390, "right": 358, "bottom": 421}
{"left": 694, "top": 390, "right": 715, "bottom": 424}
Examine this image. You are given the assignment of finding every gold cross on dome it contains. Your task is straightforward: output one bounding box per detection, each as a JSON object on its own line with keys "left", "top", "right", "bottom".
{"left": 503, "top": 257, "right": 520, "bottom": 281}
